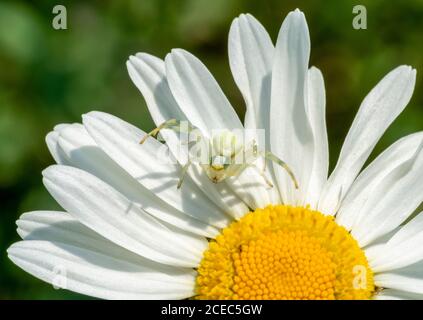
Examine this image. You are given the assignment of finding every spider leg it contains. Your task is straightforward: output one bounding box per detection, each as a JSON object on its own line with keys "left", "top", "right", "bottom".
{"left": 140, "top": 119, "right": 178, "bottom": 144}
{"left": 177, "top": 160, "right": 192, "bottom": 189}
{"left": 239, "top": 142, "right": 273, "bottom": 188}
{"left": 224, "top": 160, "right": 273, "bottom": 188}
{"left": 263, "top": 151, "right": 299, "bottom": 189}
{"left": 140, "top": 119, "right": 198, "bottom": 144}
{"left": 250, "top": 163, "right": 274, "bottom": 188}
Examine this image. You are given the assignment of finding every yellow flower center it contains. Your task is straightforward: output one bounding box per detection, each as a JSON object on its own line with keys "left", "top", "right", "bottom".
{"left": 195, "top": 205, "right": 375, "bottom": 300}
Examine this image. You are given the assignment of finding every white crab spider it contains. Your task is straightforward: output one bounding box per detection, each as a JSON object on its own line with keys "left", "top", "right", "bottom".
{"left": 140, "top": 119, "right": 299, "bottom": 190}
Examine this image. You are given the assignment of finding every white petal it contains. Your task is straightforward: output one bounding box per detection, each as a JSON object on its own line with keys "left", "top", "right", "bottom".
{"left": 56, "top": 123, "right": 218, "bottom": 237}
{"left": 367, "top": 212, "right": 423, "bottom": 272}
{"left": 126, "top": 53, "right": 188, "bottom": 175}
{"left": 337, "top": 132, "right": 423, "bottom": 231}
{"left": 182, "top": 164, "right": 250, "bottom": 219}
{"left": 82, "top": 111, "right": 231, "bottom": 228}
{"left": 374, "top": 260, "right": 423, "bottom": 295}
{"left": 126, "top": 53, "right": 185, "bottom": 173}
{"left": 16, "top": 210, "right": 191, "bottom": 269}
{"left": 319, "top": 66, "right": 417, "bottom": 214}
{"left": 165, "top": 48, "right": 243, "bottom": 137}
{"left": 126, "top": 53, "right": 188, "bottom": 165}
{"left": 16, "top": 211, "right": 198, "bottom": 279}
{"left": 228, "top": 13, "right": 274, "bottom": 132}
{"left": 8, "top": 240, "right": 195, "bottom": 300}
{"left": 127, "top": 53, "right": 185, "bottom": 124}
{"left": 16, "top": 211, "right": 113, "bottom": 248}
{"left": 16, "top": 210, "right": 196, "bottom": 296}
{"left": 227, "top": 14, "right": 281, "bottom": 207}
{"left": 42, "top": 165, "right": 207, "bottom": 268}
{"left": 46, "top": 129, "right": 71, "bottom": 165}
{"left": 270, "top": 9, "right": 313, "bottom": 205}
{"left": 224, "top": 168, "right": 279, "bottom": 210}
{"left": 302, "top": 67, "right": 329, "bottom": 208}
{"left": 385, "top": 212, "right": 423, "bottom": 247}
{"left": 374, "top": 289, "right": 423, "bottom": 300}
{"left": 126, "top": 54, "right": 249, "bottom": 219}
{"left": 351, "top": 142, "right": 423, "bottom": 246}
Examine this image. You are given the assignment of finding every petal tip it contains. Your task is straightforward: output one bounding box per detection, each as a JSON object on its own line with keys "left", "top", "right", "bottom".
{"left": 127, "top": 55, "right": 137, "bottom": 65}
{"left": 285, "top": 8, "right": 307, "bottom": 26}
{"left": 82, "top": 111, "right": 102, "bottom": 121}
{"left": 45, "top": 130, "right": 58, "bottom": 143}
{"left": 41, "top": 164, "right": 62, "bottom": 179}
{"left": 170, "top": 48, "right": 188, "bottom": 58}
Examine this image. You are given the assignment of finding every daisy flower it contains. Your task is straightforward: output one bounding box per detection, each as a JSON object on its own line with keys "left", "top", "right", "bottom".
{"left": 8, "top": 9, "right": 422, "bottom": 300}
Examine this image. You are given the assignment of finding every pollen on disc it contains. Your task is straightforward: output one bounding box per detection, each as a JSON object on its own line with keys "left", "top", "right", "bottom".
{"left": 195, "top": 205, "right": 375, "bottom": 300}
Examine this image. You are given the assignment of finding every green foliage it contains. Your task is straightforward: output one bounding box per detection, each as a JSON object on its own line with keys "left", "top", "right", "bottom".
{"left": 0, "top": 0, "right": 422, "bottom": 299}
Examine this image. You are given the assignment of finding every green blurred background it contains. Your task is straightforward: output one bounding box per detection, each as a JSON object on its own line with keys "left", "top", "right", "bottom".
{"left": 0, "top": 0, "right": 421, "bottom": 299}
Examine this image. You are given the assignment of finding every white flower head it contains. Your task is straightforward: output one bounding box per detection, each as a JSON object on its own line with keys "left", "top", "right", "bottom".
{"left": 8, "top": 9, "right": 422, "bottom": 300}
